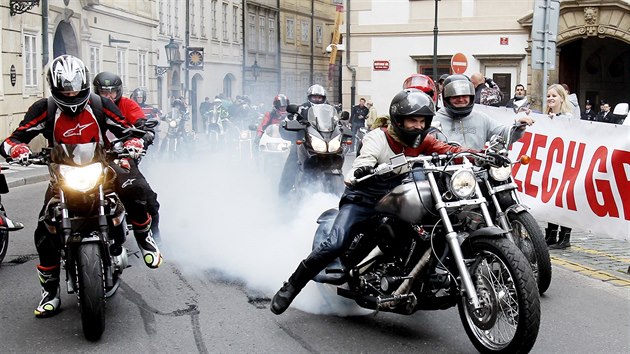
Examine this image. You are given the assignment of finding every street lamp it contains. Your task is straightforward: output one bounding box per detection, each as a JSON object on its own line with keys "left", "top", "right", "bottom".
{"left": 164, "top": 37, "right": 181, "bottom": 66}
{"left": 251, "top": 60, "right": 260, "bottom": 81}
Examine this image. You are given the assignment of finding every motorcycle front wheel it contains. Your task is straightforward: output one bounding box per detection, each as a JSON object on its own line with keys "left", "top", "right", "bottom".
{"left": 508, "top": 211, "right": 552, "bottom": 294}
{"left": 0, "top": 230, "right": 8, "bottom": 263}
{"left": 458, "top": 237, "right": 540, "bottom": 354}
{"left": 76, "top": 243, "right": 106, "bottom": 341}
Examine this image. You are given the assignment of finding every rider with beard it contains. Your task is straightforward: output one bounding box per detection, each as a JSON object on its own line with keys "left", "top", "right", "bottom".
{"left": 0, "top": 55, "right": 162, "bottom": 318}
{"left": 433, "top": 75, "right": 534, "bottom": 150}
{"left": 271, "top": 89, "right": 473, "bottom": 314}
{"left": 277, "top": 85, "right": 327, "bottom": 197}
{"left": 93, "top": 72, "right": 163, "bottom": 245}
{"left": 256, "top": 94, "right": 289, "bottom": 144}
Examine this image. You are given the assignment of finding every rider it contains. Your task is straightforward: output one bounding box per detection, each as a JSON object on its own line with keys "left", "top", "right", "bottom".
{"left": 93, "top": 72, "right": 163, "bottom": 245}
{"left": 256, "top": 94, "right": 289, "bottom": 141}
{"left": 433, "top": 74, "right": 534, "bottom": 149}
{"left": 278, "top": 85, "right": 326, "bottom": 197}
{"left": 402, "top": 73, "right": 438, "bottom": 103}
{"left": 0, "top": 55, "right": 161, "bottom": 318}
{"left": 270, "top": 89, "right": 472, "bottom": 314}
{"left": 131, "top": 87, "right": 162, "bottom": 119}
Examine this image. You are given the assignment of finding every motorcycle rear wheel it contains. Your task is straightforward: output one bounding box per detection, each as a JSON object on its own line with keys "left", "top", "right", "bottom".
{"left": 508, "top": 211, "right": 552, "bottom": 294}
{"left": 76, "top": 243, "right": 106, "bottom": 341}
{"left": 0, "top": 230, "right": 8, "bottom": 263}
{"left": 458, "top": 237, "right": 540, "bottom": 353}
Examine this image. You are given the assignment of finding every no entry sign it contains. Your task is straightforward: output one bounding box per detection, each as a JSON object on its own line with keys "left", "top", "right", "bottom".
{"left": 450, "top": 53, "right": 468, "bottom": 74}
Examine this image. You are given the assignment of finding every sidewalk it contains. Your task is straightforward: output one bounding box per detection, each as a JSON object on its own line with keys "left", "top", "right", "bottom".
{"left": 3, "top": 162, "right": 629, "bottom": 287}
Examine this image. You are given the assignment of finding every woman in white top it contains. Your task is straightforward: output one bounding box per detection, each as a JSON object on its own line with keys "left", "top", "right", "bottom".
{"left": 544, "top": 83, "right": 573, "bottom": 249}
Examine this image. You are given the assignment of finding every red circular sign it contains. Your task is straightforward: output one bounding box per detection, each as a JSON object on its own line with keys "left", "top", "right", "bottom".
{"left": 450, "top": 53, "right": 468, "bottom": 74}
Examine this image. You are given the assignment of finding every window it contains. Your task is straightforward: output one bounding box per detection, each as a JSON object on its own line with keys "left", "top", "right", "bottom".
{"left": 222, "top": 3, "right": 228, "bottom": 41}
{"left": 24, "top": 33, "right": 37, "bottom": 88}
{"left": 248, "top": 14, "right": 256, "bottom": 48}
{"left": 90, "top": 46, "right": 101, "bottom": 75}
{"left": 211, "top": 1, "right": 217, "bottom": 39}
{"left": 315, "top": 25, "right": 323, "bottom": 46}
{"left": 117, "top": 49, "right": 127, "bottom": 86}
{"left": 159, "top": 0, "right": 165, "bottom": 34}
{"left": 286, "top": 18, "right": 295, "bottom": 41}
{"left": 268, "top": 17, "right": 276, "bottom": 53}
{"left": 174, "top": 1, "right": 179, "bottom": 36}
{"left": 200, "top": 1, "right": 206, "bottom": 37}
{"left": 190, "top": 2, "right": 196, "bottom": 36}
{"left": 138, "top": 52, "right": 147, "bottom": 88}
{"left": 259, "top": 15, "right": 266, "bottom": 51}
{"left": 301, "top": 21, "right": 309, "bottom": 43}
{"left": 233, "top": 5, "right": 239, "bottom": 42}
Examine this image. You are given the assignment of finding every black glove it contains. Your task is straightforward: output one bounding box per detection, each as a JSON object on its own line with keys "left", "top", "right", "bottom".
{"left": 354, "top": 166, "right": 374, "bottom": 179}
{"left": 487, "top": 152, "right": 510, "bottom": 167}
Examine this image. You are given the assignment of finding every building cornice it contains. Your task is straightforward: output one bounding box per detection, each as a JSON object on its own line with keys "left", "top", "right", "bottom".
{"left": 85, "top": 4, "right": 158, "bottom": 28}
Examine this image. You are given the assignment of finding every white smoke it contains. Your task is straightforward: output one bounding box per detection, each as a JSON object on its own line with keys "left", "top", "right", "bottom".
{"left": 142, "top": 148, "right": 370, "bottom": 316}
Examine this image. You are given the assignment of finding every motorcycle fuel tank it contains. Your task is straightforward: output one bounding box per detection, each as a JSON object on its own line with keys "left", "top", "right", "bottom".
{"left": 375, "top": 179, "right": 434, "bottom": 224}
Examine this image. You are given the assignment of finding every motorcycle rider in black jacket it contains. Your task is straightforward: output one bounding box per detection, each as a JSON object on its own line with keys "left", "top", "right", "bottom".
{"left": 0, "top": 55, "right": 162, "bottom": 318}
{"left": 270, "top": 89, "right": 470, "bottom": 314}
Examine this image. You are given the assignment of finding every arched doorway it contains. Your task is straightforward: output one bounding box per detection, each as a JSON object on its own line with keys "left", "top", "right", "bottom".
{"left": 191, "top": 73, "right": 204, "bottom": 132}
{"left": 53, "top": 20, "right": 79, "bottom": 58}
{"left": 170, "top": 69, "right": 181, "bottom": 99}
{"left": 223, "top": 74, "right": 235, "bottom": 99}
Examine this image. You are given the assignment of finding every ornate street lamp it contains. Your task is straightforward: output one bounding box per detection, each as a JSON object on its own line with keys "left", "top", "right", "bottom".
{"left": 251, "top": 60, "right": 260, "bottom": 81}
{"left": 164, "top": 37, "right": 182, "bottom": 66}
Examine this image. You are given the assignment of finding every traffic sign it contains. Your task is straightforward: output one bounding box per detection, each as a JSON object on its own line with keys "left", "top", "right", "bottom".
{"left": 450, "top": 53, "right": 468, "bottom": 74}
{"left": 373, "top": 60, "right": 390, "bottom": 71}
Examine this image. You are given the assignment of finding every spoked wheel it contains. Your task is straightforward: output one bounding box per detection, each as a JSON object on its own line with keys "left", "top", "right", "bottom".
{"left": 0, "top": 230, "right": 8, "bottom": 264}
{"left": 458, "top": 237, "right": 540, "bottom": 353}
{"left": 508, "top": 212, "right": 552, "bottom": 294}
{"left": 76, "top": 243, "right": 106, "bottom": 341}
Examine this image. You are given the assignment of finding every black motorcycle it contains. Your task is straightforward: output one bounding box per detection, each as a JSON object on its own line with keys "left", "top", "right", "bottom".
{"left": 12, "top": 139, "right": 140, "bottom": 341}
{"left": 0, "top": 167, "right": 24, "bottom": 264}
{"left": 312, "top": 151, "right": 540, "bottom": 353}
{"left": 284, "top": 103, "right": 353, "bottom": 197}
{"left": 160, "top": 109, "right": 194, "bottom": 159}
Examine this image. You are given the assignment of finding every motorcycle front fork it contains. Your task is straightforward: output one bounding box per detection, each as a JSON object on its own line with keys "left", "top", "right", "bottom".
{"left": 483, "top": 178, "right": 516, "bottom": 244}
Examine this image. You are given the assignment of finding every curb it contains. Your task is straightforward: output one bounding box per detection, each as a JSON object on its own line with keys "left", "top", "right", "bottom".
{"left": 551, "top": 256, "right": 630, "bottom": 287}
{"left": 6, "top": 174, "right": 50, "bottom": 189}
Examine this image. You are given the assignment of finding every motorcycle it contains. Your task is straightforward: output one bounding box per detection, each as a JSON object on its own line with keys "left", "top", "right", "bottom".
{"left": 251, "top": 123, "right": 291, "bottom": 174}
{"left": 9, "top": 136, "right": 143, "bottom": 340}
{"left": 160, "top": 109, "right": 194, "bottom": 159}
{"left": 312, "top": 151, "right": 540, "bottom": 353}
{"left": 283, "top": 103, "right": 353, "bottom": 197}
{"left": 479, "top": 124, "right": 552, "bottom": 294}
{"left": 0, "top": 166, "right": 25, "bottom": 264}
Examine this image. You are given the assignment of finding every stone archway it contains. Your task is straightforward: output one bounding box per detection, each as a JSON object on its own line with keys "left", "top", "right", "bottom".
{"left": 52, "top": 20, "right": 79, "bottom": 58}
{"left": 521, "top": 0, "right": 630, "bottom": 111}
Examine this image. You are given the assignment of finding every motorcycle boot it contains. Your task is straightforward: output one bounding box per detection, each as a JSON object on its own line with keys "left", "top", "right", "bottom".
{"left": 132, "top": 217, "right": 163, "bottom": 269}
{"left": 545, "top": 225, "right": 559, "bottom": 246}
{"left": 271, "top": 261, "right": 316, "bottom": 315}
{"left": 34, "top": 265, "right": 61, "bottom": 318}
{"left": 550, "top": 227, "right": 572, "bottom": 250}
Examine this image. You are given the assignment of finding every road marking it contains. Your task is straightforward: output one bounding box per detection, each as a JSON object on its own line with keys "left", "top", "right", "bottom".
{"left": 551, "top": 256, "right": 630, "bottom": 287}
{"left": 569, "top": 245, "right": 630, "bottom": 264}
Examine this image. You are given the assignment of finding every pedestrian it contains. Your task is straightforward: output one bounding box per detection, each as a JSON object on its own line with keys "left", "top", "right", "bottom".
{"left": 365, "top": 100, "right": 378, "bottom": 130}
{"left": 505, "top": 84, "right": 531, "bottom": 112}
{"left": 596, "top": 101, "right": 612, "bottom": 123}
{"left": 199, "top": 96, "right": 212, "bottom": 127}
{"left": 436, "top": 73, "right": 449, "bottom": 109}
{"left": 471, "top": 72, "right": 503, "bottom": 107}
{"left": 350, "top": 97, "right": 369, "bottom": 151}
{"left": 581, "top": 99, "right": 596, "bottom": 121}
{"left": 545, "top": 83, "right": 574, "bottom": 249}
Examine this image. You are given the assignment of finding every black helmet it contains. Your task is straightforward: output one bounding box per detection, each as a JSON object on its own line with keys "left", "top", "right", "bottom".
{"left": 93, "top": 72, "right": 123, "bottom": 104}
{"left": 171, "top": 98, "right": 186, "bottom": 112}
{"left": 442, "top": 74, "right": 475, "bottom": 118}
{"left": 47, "top": 55, "right": 91, "bottom": 116}
{"left": 131, "top": 88, "right": 147, "bottom": 105}
{"left": 273, "top": 94, "right": 289, "bottom": 111}
{"left": 389, "top": 89, "right": 435, "bottom": 148}
{"left": 307, "top": 84, "right": 326, "bottom": 104}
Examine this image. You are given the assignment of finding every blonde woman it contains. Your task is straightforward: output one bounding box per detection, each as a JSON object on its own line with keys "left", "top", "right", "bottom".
{"left": 544, "top": 83, "right": 573, "bottom": 249}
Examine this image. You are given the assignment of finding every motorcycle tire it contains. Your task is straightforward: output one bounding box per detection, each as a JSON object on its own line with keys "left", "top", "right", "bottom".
{"left": 76, "top": 243, "right": 106, "bottom": 341}
{"left": 0, "top": 230, "right": 8, "bottom": 264}
{"left": 458, "top": 237, "right": 540, "bottom": 354}
{"left": 507, "top": 211, "right": 552, "bottom": 295}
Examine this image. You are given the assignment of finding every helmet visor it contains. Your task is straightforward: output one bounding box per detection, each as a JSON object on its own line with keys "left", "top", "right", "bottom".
{"left": 443, "top": 80, "right": 475, "bottom": 98}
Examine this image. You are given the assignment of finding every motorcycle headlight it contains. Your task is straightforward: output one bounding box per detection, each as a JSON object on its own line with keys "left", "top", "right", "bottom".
{"left": 240, "top": 131, "right": 249, "bottom": 140}
{"left": 59, "top": 163, "right": 103, "bottom": 192}
{"left": 489, "top": 166, "right": 512, "bottom": 181}
{"left": 309, "top": 134, "right": 327, "bottom": 153}
{"left": 169, "top": 120, "right": 177, "bottom": 128}
{"left": 449, "top": 169, "right": 477, "bottom": 199}
{"left": 328, "top": 135, "right": 342, "bottom": 152}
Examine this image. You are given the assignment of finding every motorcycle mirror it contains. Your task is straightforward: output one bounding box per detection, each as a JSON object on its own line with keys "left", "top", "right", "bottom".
{"left": 143, "top": 120, "right": 159, "bottom": 129}
{"left": 286, "top": 104, "right": 300, "bottom": 114}
{"left": 283, "top": 119, "right": 306, "bottom": 131}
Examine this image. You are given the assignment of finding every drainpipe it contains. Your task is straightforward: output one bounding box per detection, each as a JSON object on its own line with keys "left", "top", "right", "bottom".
{"left": 310, "top": 0, "right": 314, "bottom": 84}
{"left": 276, "top": 0, "right": 281, "bottom": 93}
{"left": 243, "top": 0, "right": 247, "bottom": 96}
{"left": 42, "top": 0, "right": 49, "bottom": 68}
{"left": 345, "top": 0, "right": 356, "bottom": 109}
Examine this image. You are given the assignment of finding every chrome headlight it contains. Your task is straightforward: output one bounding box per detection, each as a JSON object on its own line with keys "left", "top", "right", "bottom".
{"left": 489, "top": 166, "right": 512, "bottom": 181}
{"left": 59, "top": 163, "right": 103, "bottom": 192}
{"left": 240, "top": 131, "right": 250, "bottom": 140}
{"left": 449, "top": 169, "right": 477, "bottom": 199}
{"left": 309, "top": 134, "right": 327, "bottom": 153}
{"left": 169, "top": 120, "right": 178, "bottom": 128}
{"left": 328, "top": 135, "right": 342, "bottom": 152}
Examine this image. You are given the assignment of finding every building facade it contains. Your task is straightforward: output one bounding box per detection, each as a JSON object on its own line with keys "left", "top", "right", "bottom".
{"left": 341, "top": 0, "right": 630, "bottom": 113}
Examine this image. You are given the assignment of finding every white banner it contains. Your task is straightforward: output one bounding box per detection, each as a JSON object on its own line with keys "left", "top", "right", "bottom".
{"left": 473, "top": 105, "right": 630, "bottom": 241}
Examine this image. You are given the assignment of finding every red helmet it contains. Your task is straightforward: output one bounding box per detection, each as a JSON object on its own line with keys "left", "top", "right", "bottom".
{"left": 402, "top": 74, "right": 438, "bottom": 103}
{"left": 273, "top": 94, "right": 289, "bottom": 111}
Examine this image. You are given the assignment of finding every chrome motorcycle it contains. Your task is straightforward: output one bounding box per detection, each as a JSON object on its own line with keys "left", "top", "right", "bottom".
{"left": 313, "top": 151, "right": 540, "bottom": 353}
